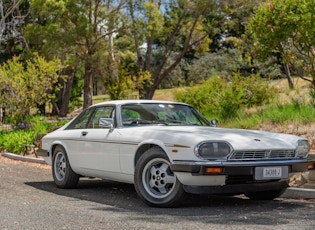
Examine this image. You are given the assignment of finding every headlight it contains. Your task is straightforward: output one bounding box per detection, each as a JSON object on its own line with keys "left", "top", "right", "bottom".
{"left": 194, "top": 141, "right": 232, "bottom": 160}
{"left": 296, "top": 140, "right": 310, "bottom": 158}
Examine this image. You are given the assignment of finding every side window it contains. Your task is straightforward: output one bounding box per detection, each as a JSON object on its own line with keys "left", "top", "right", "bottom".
{"left": 121, "top": 108, "right": 140, "bottom": 126}
{"left": 87, "top": 106, "right": 115, "bottom": 128}
{"left": 68, "top": 108, "right": 94, "bottom": 129}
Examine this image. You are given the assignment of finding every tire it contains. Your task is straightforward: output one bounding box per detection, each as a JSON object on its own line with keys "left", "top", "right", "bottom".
{"left": 52, "top": 146, "right": 79, "bottom": 189}
{"left": 134, "top": 147, "right": 185, "bottom": 207}
{"left": 245, "top": 189, "right": 286, "bottom": 200}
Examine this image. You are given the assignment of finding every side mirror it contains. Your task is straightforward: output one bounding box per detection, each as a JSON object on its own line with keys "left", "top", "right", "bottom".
{"left": 99, "top": 118, "right": 114, "bottom": 128}
{"left": 210, "top": 119, "right": 218, "bottom": 127}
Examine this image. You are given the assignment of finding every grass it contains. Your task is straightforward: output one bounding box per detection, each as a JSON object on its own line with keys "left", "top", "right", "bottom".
{"left": 223, "top": 104, "right": 315, "bottom": 129}
{"left": 149, "top": 78, "right": 315, "bottom": 132}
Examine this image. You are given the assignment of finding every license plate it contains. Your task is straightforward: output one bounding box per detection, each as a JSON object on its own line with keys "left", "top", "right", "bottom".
{"left": 263, "top": 167, "right": 282, "bottom": 178}
{"left": 255, "top": 166, "right": 288, "bottom": 180}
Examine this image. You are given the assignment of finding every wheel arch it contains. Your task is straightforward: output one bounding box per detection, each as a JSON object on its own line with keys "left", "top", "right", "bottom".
{"left": 134, "top": 142, "right": 169, "bottom": 169}
{"left": 50, "top": 142, "right": 68, "bottom": 160}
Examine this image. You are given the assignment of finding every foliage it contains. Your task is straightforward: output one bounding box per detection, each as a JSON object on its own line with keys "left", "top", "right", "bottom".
{"left": 247, "top": 0, "right": 315, "bottom": 86}
{"left": 127, "top": 0, "right": 255, "bottom": 99}
{"left": 106, "top": 70, "right": 152, "bottom": 100}
{"left": 187, "top": 48, "right": 254, "bottom": 83}
{"left": 225, "top": 103, "right": 315, "bottom": 129}
{"left": 0, "top": 54, "right": 64, "bottom": 122}
{"left": 0, "top": 130, "right": 35, "bottom": 154}
{"left": 175, "top": 74, "right": 277, "bottom": 120}
{"left": 0, "top": 116, "right": 68, "bottom": 154}
{"left": 26, "top": 0, "right": 127, "bottom": 109}
{"left": 0, "top": 0, "right": 29, "bottom": 62}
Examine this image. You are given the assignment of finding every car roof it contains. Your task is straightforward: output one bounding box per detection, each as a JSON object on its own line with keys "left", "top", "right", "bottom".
{"left": 91, "top": 100, "right": 188, "bottom": 108}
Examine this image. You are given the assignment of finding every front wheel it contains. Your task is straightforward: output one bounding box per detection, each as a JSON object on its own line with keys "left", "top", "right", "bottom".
{"left": 134, "top": 147, "right": 185, "bottom": 207}
{"left": 245, "top": 189, "right": 286, "bottom": 200}
{"left": 52, "top": 146, "right": 79, "bottom": 189}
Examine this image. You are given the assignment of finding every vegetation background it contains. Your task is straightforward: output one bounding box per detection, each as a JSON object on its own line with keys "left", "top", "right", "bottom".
{"left": 1, "top": 0, "right": 315, "bottom": 154}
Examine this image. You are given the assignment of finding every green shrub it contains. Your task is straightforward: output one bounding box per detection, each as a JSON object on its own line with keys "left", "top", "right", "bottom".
{"left": 175, "top": 73, "right": 277, "bottom": 120}
{"left": 0, "top": 116, "right": 68, "bottom": 154}
{"left": 0, "top": 130, "right": 35, "bottom": 154}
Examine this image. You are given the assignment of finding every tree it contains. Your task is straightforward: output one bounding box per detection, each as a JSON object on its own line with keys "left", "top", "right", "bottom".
{"left": 0, "top": 0, "right": 20, "bottom": 43}
{"left": 247, "top": 0, "right": 315, "bottom": 89}
{"left": 64, "top": 0, "right": 126, "bottom": 108}
{"left": 0, "top": 0, "right": 29, "bottom": 62}
{"left": 26, "top": 0, "right": 126, "bottom": 110}
{"left": 0, "top": 54, "right": 64, "bottom": 122}
{"left": 126, "top": 0, "right": 256, "bottom": 99}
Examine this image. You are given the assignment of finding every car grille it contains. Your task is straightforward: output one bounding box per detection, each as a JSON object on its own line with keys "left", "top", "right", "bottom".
{"left": 229, "top": 150, "right": 296, "bottom": 160}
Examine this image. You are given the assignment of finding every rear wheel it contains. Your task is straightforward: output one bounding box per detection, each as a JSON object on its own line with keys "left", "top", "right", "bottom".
{"left": 52, "top": 146, "right": 79, "bottom": 189}
{"left": 245, "top": 189, "right": 285, "bottom": 200}
{"left": 134, "top": 147, "right": 185, "bottom": 207}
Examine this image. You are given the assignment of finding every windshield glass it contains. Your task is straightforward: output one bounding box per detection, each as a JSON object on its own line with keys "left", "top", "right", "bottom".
{"left": 121, "top": 103, "right": 209, "bottom": 127}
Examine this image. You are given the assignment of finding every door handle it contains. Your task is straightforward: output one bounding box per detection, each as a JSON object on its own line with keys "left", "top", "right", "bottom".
{"left": 81, "top": 131, "right": 88, "bottom": 136}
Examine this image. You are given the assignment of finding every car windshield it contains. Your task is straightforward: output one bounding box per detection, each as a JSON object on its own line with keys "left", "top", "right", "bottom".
{"left": 121, "top": 103, "right": 210, "bottom": 127}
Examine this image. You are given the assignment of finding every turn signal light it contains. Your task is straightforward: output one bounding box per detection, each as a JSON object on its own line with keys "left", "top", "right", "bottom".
{"left": 308, "top": 163, "right": 315, "bottom": 170}
{"left": 205, "top": 167, "right": 223, "bottom": 174}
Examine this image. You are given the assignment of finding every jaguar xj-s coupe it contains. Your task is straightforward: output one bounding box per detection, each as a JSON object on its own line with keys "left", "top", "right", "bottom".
{"left": 38, "top": 100, "right": 311, "bottom": 207}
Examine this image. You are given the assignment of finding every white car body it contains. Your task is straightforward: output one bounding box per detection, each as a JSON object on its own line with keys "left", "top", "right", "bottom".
{"left": 38, "top": 100, "right": 310, "bottom": 207}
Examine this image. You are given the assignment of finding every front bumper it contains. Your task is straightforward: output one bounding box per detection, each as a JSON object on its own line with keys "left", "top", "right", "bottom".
{"left": 170, "top": 159, "right": 310, "bottom": 195}
{"left": 170, "top": 159, "right": 308, "bottom": 176}
{"left": 37, "top": 148, "right": 49, "bottom": 157}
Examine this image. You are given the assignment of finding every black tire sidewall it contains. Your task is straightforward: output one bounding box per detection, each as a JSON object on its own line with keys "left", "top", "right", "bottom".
{"left": 134, "top": 147, "right": 184, "bottom": 207}
{"left": 52, "top": 146, "right": 79, "bottom": 189}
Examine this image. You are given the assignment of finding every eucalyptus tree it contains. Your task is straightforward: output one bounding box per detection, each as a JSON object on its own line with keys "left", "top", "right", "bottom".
{"left": 0, "top": 0, "right": 29, "bottom": 62}
{"left": 26, "top": 0, "right": 126, "bottom": 110}
{"left": 126, "top": 0, "right": 257, "bottom": 99}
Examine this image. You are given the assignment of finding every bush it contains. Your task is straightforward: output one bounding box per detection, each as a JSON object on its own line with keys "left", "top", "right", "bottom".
{"left": 0, "top": 130, "right": 35, "bottom": 154}
{"left": 175, "top": 73, "right": 277, "bottom": 120}
{"left": 0, "top": 116, "right": 68, "bottom": 154}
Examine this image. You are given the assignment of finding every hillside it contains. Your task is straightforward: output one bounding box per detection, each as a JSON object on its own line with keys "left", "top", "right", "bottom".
{"left": 153, "top": 78, "right": 315, "bottom": 152}
{"left": 78, "top": 78, "right": 315, "bottom": 151}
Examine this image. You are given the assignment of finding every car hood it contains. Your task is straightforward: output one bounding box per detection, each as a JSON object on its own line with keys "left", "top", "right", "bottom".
{"left": 134, "top": 126, "right": 303, "bottom": 150}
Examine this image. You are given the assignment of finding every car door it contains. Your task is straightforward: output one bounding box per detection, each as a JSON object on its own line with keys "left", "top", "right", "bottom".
{"left": 66, "top": 106, "right": 121, "bottom": 175}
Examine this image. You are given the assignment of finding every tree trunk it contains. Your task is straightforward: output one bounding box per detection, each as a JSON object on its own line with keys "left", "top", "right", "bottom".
{"left": 279, "top": 43, "right": 294, "bottom": 89}
{"left": 139, "top": 87, "right": 153, "bottom": 99}
{"left": 283, "top": 62, "right": 294, "bottom": 89}
{"left": 51, "top": 68, "right": 75, "bottom": 116}
{"left": 108, "top": 29, "right": 118, "bottom": 82}
{"left": 83, "top": 61, "right": 93, "bottom": 109}
{"left": 59, "top": 69, "right": 75, "bottom": 117}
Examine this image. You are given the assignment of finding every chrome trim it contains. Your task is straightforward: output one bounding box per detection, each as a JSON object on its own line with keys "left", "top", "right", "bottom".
{"left": 229, "top": 149, "right": 296, "bottom": 161}
{"left": 172, "top": 159, "right": 308, "bottom": 167}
